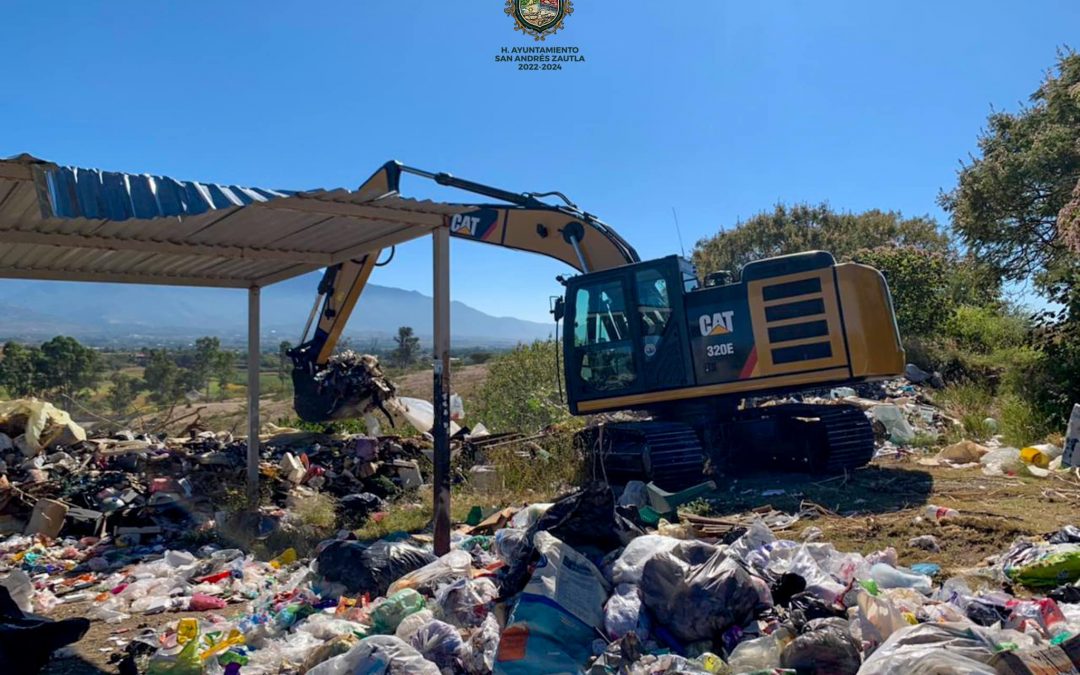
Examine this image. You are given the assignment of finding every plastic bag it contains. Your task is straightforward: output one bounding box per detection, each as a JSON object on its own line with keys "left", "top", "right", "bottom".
{"left": 640, "top": 544, "right": 762, "bottom": 643}
{"left": 852, "top": 590, "right": 907, "bottom": 652}
{"left": 434, "top": 577, "right": 498, "bottom": 628}
{"left": 530, "top": 484, "right": 633, "bottom": 554}
{"left": 316, "top": 539, "right": 437, "bottom": 596}
{"left": 856, "top": 622, "right": 1003, "bottom": 675}
{"left": 408, "top": 619, "right": 466, "bottom": 671}
{"left": 0, "top": 570, "right": 33, "bottom": 614}
{"left": 870, "top": 563, "right": 932, "bottom": 594}
{"left": 370, "top": 589, "right": 426, "bottom": 634}
{"left": 306, "top": 635, "right": 440, "bottom": 675}
{"left": 386, "top": 549, "right": 472, "bottom": 596}
{"left": 780, "top": 617, "right": 860, "bottom": 674}
{"left": 465, "top": 613, "right": 501, "bottom": 675}
{"left": 604, "top": 583, "right": 649, "bottom": 641}
{"left": 610, "top": 535, "right": 681, "bottom": 585}
{"left": 493, "top": 528, "right": 529, "bottom": 565}
{"left": 617, "top": 481, "right": 648, "bottom": 508}
{"left": 395, "top": 609, "right": 434, "bottom": 643}
{"left": 872, "top": 404, "right": 916, "bottom": 444}
{"left": 726, "top": 633, "right": 781, "bottom": 672}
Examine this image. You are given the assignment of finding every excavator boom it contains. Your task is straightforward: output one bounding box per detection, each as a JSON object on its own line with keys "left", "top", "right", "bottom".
{"left": 289, "top": 162, "right": 639, "bottom": 421}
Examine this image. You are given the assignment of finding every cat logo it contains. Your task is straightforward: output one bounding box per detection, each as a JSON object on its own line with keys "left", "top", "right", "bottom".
{"left": 699, "top": 311, "right": 735, "bottom": 337}
{"left": 449, "top": 213, "right": 482, "bottom": 236}
{"left": 505, "top": 0, "right": 573, "bottom": 41}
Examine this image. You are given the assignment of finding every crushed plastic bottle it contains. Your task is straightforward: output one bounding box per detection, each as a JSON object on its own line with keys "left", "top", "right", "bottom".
{"left": 924, "top": 504, "right": 959, "bottom": 520}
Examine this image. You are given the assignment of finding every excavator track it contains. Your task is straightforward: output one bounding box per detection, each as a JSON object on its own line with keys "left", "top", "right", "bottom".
{"left": 582, "top": 403, "right": 875, "bottom": 489}
{"left": 579, "top": 421, "right": 706, "bottom": 491}
{"left": 726, "top": 402, "right": 876, "bottom": 474}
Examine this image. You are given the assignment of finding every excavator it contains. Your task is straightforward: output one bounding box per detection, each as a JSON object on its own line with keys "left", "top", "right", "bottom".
{"left": 289, "top": 162, "right": 905, "bottom": 489}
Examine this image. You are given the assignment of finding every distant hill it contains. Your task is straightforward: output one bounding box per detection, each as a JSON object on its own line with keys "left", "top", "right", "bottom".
{"left": 0, "top": 274, "right": 554, "bottom": 348}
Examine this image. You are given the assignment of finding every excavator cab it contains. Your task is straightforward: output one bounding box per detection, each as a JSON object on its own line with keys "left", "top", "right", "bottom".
{"left": 563, "top": 256, "right": 697, "bottom": 407}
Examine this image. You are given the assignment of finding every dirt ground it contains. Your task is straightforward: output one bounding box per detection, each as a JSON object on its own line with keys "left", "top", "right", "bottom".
{"left": 700, "top": 457, "right": 1080, "bottom": 576}
{"left": 37, "top": 453, "right": 1080, "bottom": 674}
{"left": 393, "top": 364, "right": 490, "bottom": 402}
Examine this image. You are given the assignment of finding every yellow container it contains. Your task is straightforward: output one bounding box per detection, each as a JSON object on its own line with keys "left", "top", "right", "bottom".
{"left": 1021, "top": 446, "right": 1049, "bottom": 469}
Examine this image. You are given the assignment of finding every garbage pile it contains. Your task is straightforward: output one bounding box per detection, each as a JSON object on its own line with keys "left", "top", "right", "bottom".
{"left": 3, "top": 477, "right": 1080, "bottom": 673}
{"left": 0, "top": 394, "right": 448, "bottom": 552}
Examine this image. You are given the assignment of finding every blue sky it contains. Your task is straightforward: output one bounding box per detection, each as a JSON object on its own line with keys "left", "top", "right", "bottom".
{"left": 2, "top": 2, "right": 1077, "bottom": 324}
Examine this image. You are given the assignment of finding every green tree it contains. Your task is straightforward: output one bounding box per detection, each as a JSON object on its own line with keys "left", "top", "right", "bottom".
{"left": 940, "top": 50, "right": 1080, "bottom": 424}
{"left": 213, "top": 350, "right": 235, "bottom": 400}
{"left": 942, "top": 50, "right": 1080, "bottom": 296}
{"left": 142, "top": 349, "right": 185, "bottom": 406}
{"left": 35, "top": 336, "right": 101, "bottom": 397}
{"left": 391, "top": 326, "right": 421, "bottom": 369}
{"left": 106, "top": 372, "right": 138, "bottom": 415}
{"left": 192, "top": 336, "right": 222, "bottom": 398}
{"left": 692, "top": 203, "right": 951, "bottom": 279}
{"left": 0, "top": 341, "right": 40, "bottom": 397}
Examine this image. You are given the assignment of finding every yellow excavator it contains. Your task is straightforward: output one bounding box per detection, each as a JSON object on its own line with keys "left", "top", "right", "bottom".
{"left": 289, "top": 162, "right": 905, "bottom": 488}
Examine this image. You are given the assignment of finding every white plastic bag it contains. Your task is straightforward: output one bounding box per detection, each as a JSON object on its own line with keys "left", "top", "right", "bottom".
{"left": 872, "top": 404, "right": 916, "bottom": 444}
{"left": 610, "top": 535, "right": 681, "bottom": 585}
{"left": 604, "top": 583, "right": 649, "bottom": 640}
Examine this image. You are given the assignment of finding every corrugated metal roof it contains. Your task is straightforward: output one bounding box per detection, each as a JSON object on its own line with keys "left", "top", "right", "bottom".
{"left": 0, "top": 154, "right": 464, "bottom": 288}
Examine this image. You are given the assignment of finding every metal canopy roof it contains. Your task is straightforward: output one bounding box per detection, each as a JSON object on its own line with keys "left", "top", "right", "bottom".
{"left": 0, "top": 154, "right": 466, "bottom": 288}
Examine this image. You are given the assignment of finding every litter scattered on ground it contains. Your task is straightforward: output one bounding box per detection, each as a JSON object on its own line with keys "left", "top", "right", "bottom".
{"left": 3, "top": 364, "right": 1080, "bottom": 673}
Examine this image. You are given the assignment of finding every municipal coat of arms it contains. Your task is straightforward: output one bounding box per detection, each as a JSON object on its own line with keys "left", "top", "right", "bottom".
{"left": 505, "top": 0, "right": 574, "bottom": 41}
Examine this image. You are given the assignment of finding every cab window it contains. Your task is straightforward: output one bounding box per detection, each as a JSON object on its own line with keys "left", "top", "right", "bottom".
{"left": 572, "top": 280, "right": 636, "bottom": 392}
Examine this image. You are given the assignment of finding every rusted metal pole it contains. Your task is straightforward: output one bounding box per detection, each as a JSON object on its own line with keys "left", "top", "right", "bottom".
{"left": 247, "top": 285, "right": 261, "bottom": 506}
{"left": 432, "top": 227, "right": 451, "bottom": 554}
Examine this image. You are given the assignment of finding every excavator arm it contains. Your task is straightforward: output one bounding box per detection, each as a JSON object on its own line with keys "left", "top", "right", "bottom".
{"left": 289, "top": 162, "right": 639, "bottom": 422}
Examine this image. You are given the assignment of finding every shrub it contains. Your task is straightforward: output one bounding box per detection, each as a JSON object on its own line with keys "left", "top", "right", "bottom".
{"left": 472, "top": 340, "right": 571, "bottom": 433}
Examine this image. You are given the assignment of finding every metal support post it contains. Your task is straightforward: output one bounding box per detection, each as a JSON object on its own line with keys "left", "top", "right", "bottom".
{"left": 247, "top": 286, "right": 261, "bottom": 506}
{"left": 432, "top": 228, "right": 451, "bottom": 554}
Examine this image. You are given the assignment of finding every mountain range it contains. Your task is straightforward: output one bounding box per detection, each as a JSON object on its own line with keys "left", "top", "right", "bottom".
{"left": 0, "top": 273, "right": 555, "bottom": 348}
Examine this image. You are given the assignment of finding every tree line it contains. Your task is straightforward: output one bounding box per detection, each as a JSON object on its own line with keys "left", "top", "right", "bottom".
{"left": 0, "top": 336, "right": 239, "bottom": 416}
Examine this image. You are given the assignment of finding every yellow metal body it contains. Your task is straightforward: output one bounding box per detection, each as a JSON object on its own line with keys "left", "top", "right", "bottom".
{"left": 575, "top": 261, "right": 904, "bottom": 413}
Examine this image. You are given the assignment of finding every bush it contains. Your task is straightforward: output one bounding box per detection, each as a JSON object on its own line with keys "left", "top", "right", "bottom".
{"left": 999, "top": 394, "right": 1055, "bottom": 447}
{"left": 472, "top": 340, "right": 572, "bottom": 434}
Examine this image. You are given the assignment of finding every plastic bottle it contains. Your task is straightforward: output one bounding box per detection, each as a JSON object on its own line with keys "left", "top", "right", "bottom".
{"left": 925, "top": 504, "right": 959, "bottom": 520}
{"left": 869, "top": 563, "right": 933, "bottom": 594}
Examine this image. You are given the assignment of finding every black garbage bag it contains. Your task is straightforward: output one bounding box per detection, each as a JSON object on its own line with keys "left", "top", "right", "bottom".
{"left": 780, "top": 617, "right": 861, "bottom": 674}
{"left": 1048, "top": 525, "right": 1080, "bottom": 544}
{"left": 498, "top": 484, "right": 644, "bottom": 599}
{"left": 965, "top": 597, "right": 1010, "bottom": 627}
{"left": 340, "top": 493, "right": 389, "bottom": 523}
{"left": 640, "top": 546, "right": 762, "bottom": 643}
{"left": 531, "top": 483, "right": 641, "bottom": 555}
{"left": 771, "top": 572, "right": 807, "bottom": 607}
{"left": 316, "top": 539, "right": 436, "bottom": 596}
{"left": 787, "top": 591, "right": 846, "bottom": 626}
{"left": 1049, "top": 583, "right": 1080, "bottom": 604}
{"left": 0, "top": 586, "right": 90, "bottom": 674}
